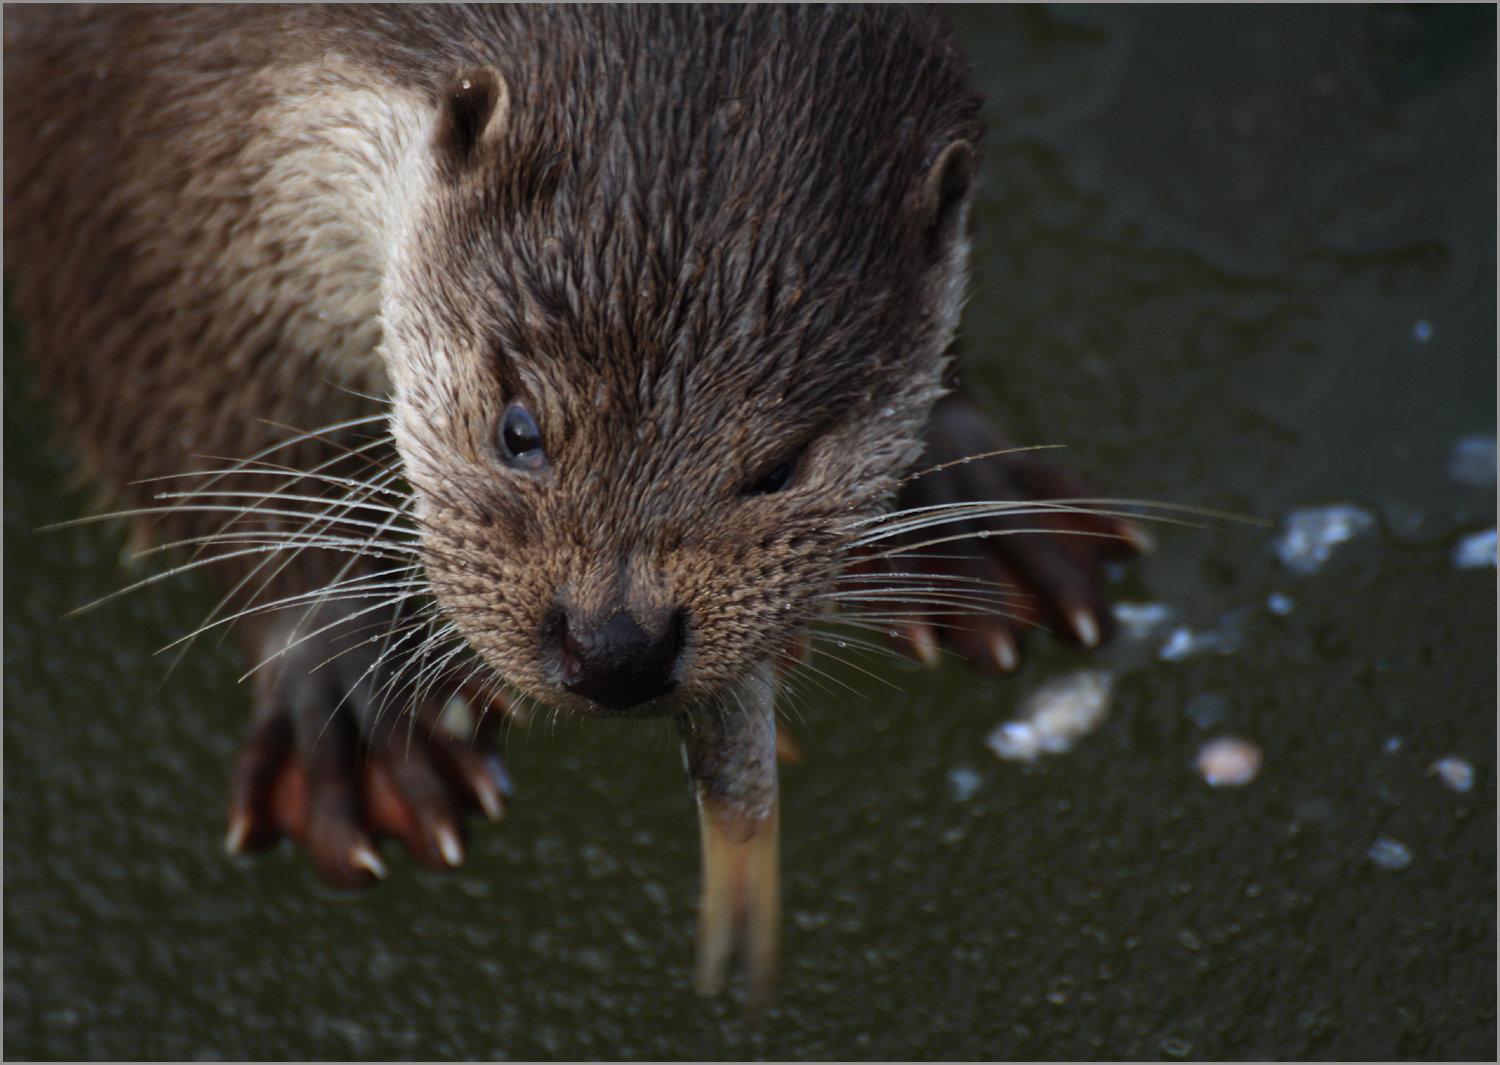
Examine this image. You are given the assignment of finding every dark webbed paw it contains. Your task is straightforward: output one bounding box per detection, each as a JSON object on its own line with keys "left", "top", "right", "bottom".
{"left": 223, "top": 603, "right": 512, "bottom": 889}
{"left": 862, "top": 392, "right": 1147, "bottom": 674}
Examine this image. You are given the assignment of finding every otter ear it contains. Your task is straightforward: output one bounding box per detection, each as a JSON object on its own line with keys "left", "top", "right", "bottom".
{"left": 920, "top": 139, "right": 976, "bottom": 260}
{"left": 437, "top": 67, "right": 510, "bottom": 171}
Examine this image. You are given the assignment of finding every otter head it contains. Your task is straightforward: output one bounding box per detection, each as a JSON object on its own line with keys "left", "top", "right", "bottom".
{"left": 380, "top": 11, "right": 983, "bottom": 717}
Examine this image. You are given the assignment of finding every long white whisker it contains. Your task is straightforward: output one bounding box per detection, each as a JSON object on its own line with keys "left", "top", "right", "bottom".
{"left": 855, "top": 496, "right": 1256, "bottom": 541}
{"left": 800, "top": 631, "right": 908, "bottom": 692}
{"left": 158, "top": 576, "right": 431, "bottom": 651}
{"left": 235, "top": 597, "right": 434, "bottom": 684}
{"left": 783, "top": 645, "right": 888, "bottom": 703}
{"left": 118, "top": 412, "right": 394, "bottom": 513}
{"left": 853, "top": 525, "right": 1141, "bottom": 567}
{"left": 129, "top": 529, "right": 422, "bottom": 562}
{"left": 892, "top": 445, "right": 1073, "bottom": 494}
{"left": 149, "top": 487, "right": 409, "bottom": 517}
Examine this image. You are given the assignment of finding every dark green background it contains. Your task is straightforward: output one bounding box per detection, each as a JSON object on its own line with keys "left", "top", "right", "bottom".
{"left": 6, "top": 6, "right": 1494, "bottom": 1059}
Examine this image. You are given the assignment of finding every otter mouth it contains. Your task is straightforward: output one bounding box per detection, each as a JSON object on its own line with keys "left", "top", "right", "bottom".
{"left": 542, "top": 606, "right": 687, "bottom": 716}
{"left": 556, "top": 689, "right": 690, "bottom": 720}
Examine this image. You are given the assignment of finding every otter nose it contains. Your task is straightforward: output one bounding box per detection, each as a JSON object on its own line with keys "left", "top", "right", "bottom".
{"left": 557, "top": 610, "right": 680, "bottom": 711}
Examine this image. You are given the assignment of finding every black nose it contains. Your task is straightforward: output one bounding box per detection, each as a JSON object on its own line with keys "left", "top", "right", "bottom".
{"left": 556, "top": 610, "right": 681, "bottom": 711}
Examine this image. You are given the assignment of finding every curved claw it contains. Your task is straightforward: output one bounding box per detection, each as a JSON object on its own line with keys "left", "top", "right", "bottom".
{"left": 857, "top": 391, "right": 1143, "bottom": 672}
{"left": 224, "top": 713, "right": 295, "bottom": 856}
{"left": 226, "top": 604, "right": 512, "bottom": 888}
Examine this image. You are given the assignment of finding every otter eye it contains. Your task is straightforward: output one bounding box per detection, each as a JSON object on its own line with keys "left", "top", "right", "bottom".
{"left": 497, "top": 403, "right": 547, "bottom": 470}
{"left": 745, "top": 453, "right": 798, "bottom": 496}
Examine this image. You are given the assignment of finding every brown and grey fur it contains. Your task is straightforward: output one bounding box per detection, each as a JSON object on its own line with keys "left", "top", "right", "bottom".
{"left": 7, "top": 4, "right": 977, "bottom": 704}
{"left": 7, "top": 5, "right": 1134, "bottom": 899}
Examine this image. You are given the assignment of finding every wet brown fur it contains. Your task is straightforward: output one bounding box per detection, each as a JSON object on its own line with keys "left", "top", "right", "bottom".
{"left": 6, "top": 5, "right": 982, "bottom": 717}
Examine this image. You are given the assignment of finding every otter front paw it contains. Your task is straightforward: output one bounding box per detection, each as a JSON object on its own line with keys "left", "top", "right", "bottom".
{"left": 861, "top": 392, "right": 1148, "bottom": 674}
{"left": 223, "top": 604, "right": 512, "bottom": 889}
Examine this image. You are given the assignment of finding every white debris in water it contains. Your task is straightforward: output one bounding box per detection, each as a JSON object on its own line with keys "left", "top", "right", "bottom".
{"left": 1447, "top": 434, "right": 1496, "bottom": 485}
{"left": 1428, "top": 756, "right": 1474, "bottom": 793}
{"left": 1367, "top": 838, "right": 1412, "bottom": 871}
{"left": 1274, "top": 505, "right": 1376, "bottom": 574}
{"left": 1452, "top": 527, "right": 1497, "bottom": 568}
{"left": 986, "top": 669, "right": 1113, "bottom": 763}
{"left": 1160, "top": 627, "right": 1217, "bottom": 661}
{"left": 947, "top": 767, "right": 982, "bottom": 802}
{"left": 1157, "top": 606, "right": 1253, "bottom": 663}
{"left": 1195, "top": 737, "right": 1261, "bottom": 787}
{"left": 1266, "top": 592, "right": 1295, "bottom": 616}
{"left": 1113, "top": 601, "right": 1172, "bottom": 641}
{"left": 1158, "top": 616, "right": 1244, "bottom": 662}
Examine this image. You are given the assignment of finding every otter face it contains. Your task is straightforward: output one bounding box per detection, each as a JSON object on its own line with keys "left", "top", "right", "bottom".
{"left": 382, "top": 11, "right": 982, "bottom": 717}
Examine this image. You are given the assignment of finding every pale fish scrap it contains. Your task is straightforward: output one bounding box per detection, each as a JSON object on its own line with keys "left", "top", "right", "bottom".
{"left": 1367, "top": 838, "right": 1412, "bottom": 871}
{"left": 1113, "top": 601, "right": 1172, "bottom": 641}
{"left": 1428, "top": 756, "right": 1474, "bottom": 793}
{"left": 1157, "top": 605, "right": 1252, "bottom": 663}
{"left": 986, "top": 669, "right": 1113, "bottom": 763}
{"left": 1195, "top": 737, "right": 1262, "bottom": 787}
{"left": 1452, "top": 527, "right": 1497, "bottom": 569}
{"left": 1274, "top": 504, "right": 1375, "bottom": 574}
{"left": 1447, "top": 434, "right": 1496, "bottom": 486}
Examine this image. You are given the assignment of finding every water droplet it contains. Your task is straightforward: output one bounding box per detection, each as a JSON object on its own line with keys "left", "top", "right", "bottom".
{"left": 1367, "top": 838, "right": 1412, "bottom": 871}
{"left": 947, "top": 767, "right": 982, "bottom": 802}
{"left": 1429, "top": 756, "right": 1474, "bottom": 792}
{"left": 1453, "top": 527, "right": 1497, "bottom": 569}
{"left": 1114, "top": 601, "right": 1171, "bottom": 640}
{"left": 1447, "top": 434, "right": 1496, "bottom": 486}
{"left": 1413, "top": 319, "right": 1433, "bottom": 342}
{"left": 1266, "top": 592, "right": 1294, "bottom": 616}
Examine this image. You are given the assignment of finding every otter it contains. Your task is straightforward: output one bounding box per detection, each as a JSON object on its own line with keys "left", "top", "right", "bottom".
{"left": 5, "top": 5, "right": 1140, "bottom": 1003}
